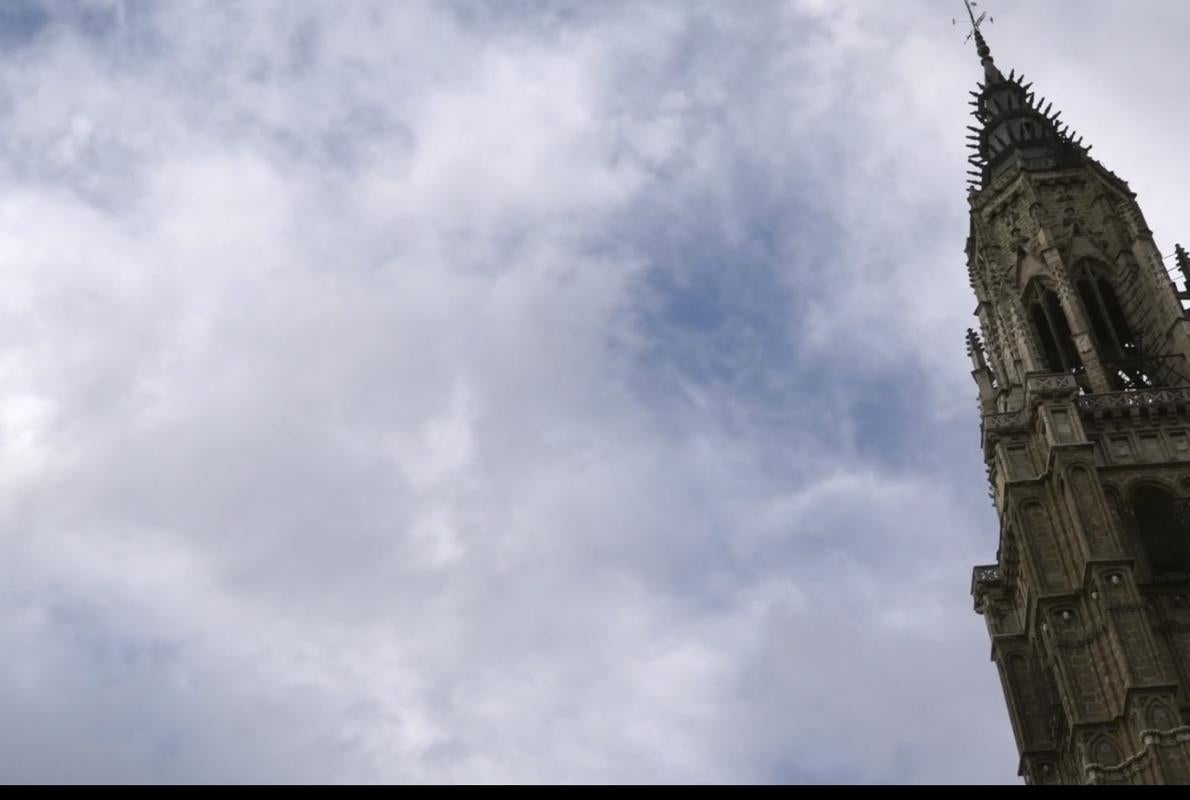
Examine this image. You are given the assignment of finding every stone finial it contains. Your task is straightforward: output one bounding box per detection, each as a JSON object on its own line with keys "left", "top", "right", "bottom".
{"left": 966, "top": 328, "right": 988, "bottom": 370}
{"left": 967, "top": 328, "right": 998, "bottom": 412}
{"left": 1176, "top": 243, "right": 1190, "bottom": 289}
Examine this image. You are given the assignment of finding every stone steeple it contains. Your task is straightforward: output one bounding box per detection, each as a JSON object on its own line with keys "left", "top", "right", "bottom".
{"left": 963, "top": 11, "right": 1190, "bottom": 786}
{"left": 964, "top": 15, "right": 1091, "bottom": 195}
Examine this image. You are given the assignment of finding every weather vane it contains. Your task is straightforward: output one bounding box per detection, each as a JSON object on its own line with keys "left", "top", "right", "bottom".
{"left": 954, "top": 0, "right": 994, "bottom": 44}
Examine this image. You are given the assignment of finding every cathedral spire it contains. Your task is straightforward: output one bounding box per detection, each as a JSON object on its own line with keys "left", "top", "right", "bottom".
{"left": 963, "top": 1, "right": 1002, "bottom": 83}
{"left": 962, "top": 3, "right": 1091, "bottom": 193}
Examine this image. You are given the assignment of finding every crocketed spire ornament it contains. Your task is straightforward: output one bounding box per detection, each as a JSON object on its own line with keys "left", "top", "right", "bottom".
{"left": 961, "top": 3, "right": 1092, "bottom": 193}
{"left": 1176, "top": 243, "right": 1190, "bottom": 292}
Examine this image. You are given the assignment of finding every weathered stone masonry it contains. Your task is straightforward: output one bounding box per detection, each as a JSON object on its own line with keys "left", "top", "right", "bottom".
{"left": 962, "top": 16, "right": 1190, "bottom": 786}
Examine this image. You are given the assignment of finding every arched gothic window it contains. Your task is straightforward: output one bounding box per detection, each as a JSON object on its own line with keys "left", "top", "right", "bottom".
{"left": 1148, "top": 703, "right": 1176, "bottom": 731}
{"left": 1093, "top": 737, "right": 1122, "bottom": 767}
{"left": 1073, "top": 264, "right": 1151, "bottom": 389}
{"left": 1129, "top": 485, "right": 1190, "bottom": 577}
{"left": 1025, "top": 281, "right": 1083, "bottom": 376}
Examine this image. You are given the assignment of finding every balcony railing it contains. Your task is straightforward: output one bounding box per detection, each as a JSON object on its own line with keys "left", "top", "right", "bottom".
{"left": 1076, "top": 385, "right": 1190, "bottom": 413}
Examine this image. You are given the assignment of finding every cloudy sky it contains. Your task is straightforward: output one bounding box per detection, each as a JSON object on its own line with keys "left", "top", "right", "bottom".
{"left": 1, "top": 0, "right": 1187, "bottom": 785}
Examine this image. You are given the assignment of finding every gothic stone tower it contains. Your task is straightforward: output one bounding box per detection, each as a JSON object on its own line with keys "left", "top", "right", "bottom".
{"left": 963, "top": 21, "right": 1190, "bottom": 786}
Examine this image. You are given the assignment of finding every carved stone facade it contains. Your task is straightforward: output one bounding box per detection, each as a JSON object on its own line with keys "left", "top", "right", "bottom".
{"left": 964, "top": 24, "right": 1190, "bottom": 785}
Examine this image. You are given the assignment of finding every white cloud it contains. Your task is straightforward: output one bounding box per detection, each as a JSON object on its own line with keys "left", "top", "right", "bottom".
{"left": 1, "top": 0, "right": 1185, "bottom": 785}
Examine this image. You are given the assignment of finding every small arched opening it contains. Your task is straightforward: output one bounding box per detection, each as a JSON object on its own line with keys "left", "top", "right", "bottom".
{"left": 1129, "top": 484, "right": 1190, "bottom": 578}
{"left": 1074, "top": 264, "right": 1152, "bottom": 390}
{"left": 1025, "top": 281, "right": 1083, "bottom": 377}
{"left": 1148, "top": 703, "right": 1176, "bottom": 732}
{"left": 1091, "top": 737, "right": 1123, "bottom": 767}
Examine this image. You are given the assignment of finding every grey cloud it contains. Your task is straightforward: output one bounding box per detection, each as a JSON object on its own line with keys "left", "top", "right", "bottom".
{"left": 1, "top": 0, "right": 1186, "bottom": 785}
